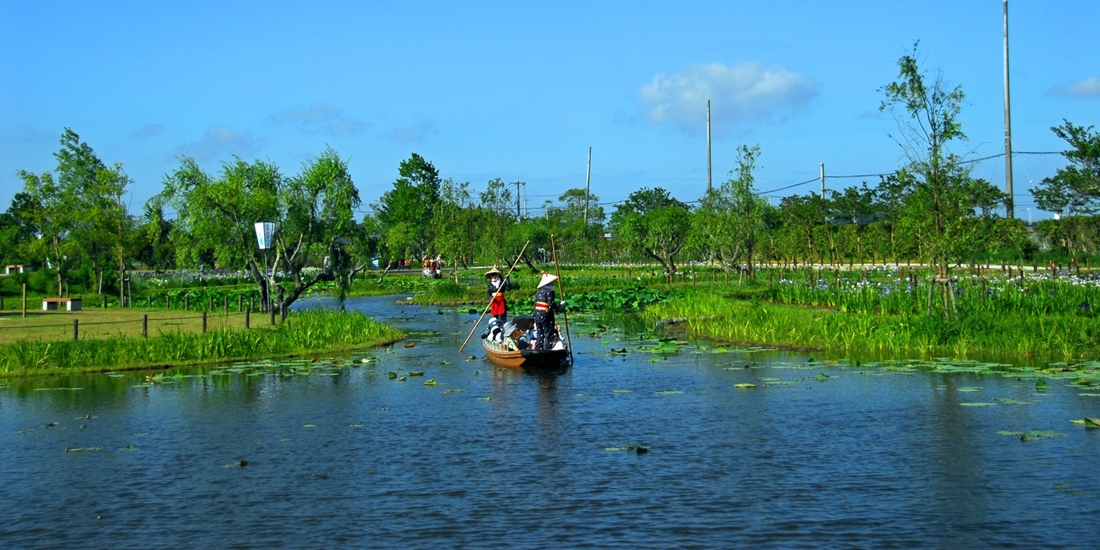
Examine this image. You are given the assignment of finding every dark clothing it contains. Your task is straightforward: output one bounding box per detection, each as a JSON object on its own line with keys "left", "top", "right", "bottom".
{"left": 533, "top": 284, "right": 557, "bottom": 350}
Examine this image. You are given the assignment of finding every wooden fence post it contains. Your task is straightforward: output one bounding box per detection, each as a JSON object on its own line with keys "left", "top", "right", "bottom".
{"left": 23, "top": 283, "right": 27, "bottom": 318}
{"left": 73, "top": 319, "right": 79, "bottom": 341}
{"left": 245, "top": 309, "right": 250, "bottom": 329}
{"left": 103, "top": 295, "right": 108, "bottom": 309}
{"left": 142, "top": 314, "right": 148, "bottom": 337}
{"left": 202, "top": 311, "right": 207, "bottom": 333}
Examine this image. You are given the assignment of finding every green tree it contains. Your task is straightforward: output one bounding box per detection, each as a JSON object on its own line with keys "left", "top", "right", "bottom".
{"left": 1031, "top": 121, "right": 1100, "bottom": 216}
{"left": 829, "top": 183, "right": 875, "bottom": 261}
{"left": 0, "top": 192, "right": 39, "bottom": 265}
{"left": 477, "top": 178, "right": 516, "bottom": 267}
{"left": 15, "top": 129, "right": 127, "bottom": 296}
{"left": 879, "top": 41, "right": 971, "bottom": 270}
{"left": 692, "top": 144, "right": 769, "bottom": 273}
{"left": 611, "top": 187, "right": 691, "bottom": 277}
{"left": 160, "top": 148, "right": 359, "bottom": 313}
{"left": 430, "top": 178, "right": 476, "bottom": 280}
{"left": 375, "top": 153, "right": 441, "bottom": 262}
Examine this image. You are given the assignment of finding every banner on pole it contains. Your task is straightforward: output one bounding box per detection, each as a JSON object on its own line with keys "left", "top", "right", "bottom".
{"left": 254, "top": 222, "right": 275, "bottom": 250}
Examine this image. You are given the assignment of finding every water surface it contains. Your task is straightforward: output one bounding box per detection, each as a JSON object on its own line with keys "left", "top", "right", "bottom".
{"left": 1, "top": 295, "right": 1098, "bottom": 548}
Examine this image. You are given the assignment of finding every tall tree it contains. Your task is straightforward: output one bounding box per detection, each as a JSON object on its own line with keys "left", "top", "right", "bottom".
{"left": 15, "top": 129, "right": 125, "bottom": 296}
{"left": 611, "top": 187, "right": 691, "bottom": 277}
{"left": 431, "top": 178, "right": 476, "bottom": 279}
{"left": 1031, "top": 121, "right": 1100, "bottom": 216}
{"left": 692, "top": 144, "right": 768, "bottom": 273}
{"left": 160, "top": 148, "right": 359, "bottom": 313}
{"left": 160, "top": 156, "right": 281, "bottom": 308}
{"left": 879, "top": 41, "right": 972, "bottom": 270}
{"left": 375, "top": 153, "right": 441, "bottom": 262}
{"left": 477, "top": 178, "right": 516, "bottom": 267}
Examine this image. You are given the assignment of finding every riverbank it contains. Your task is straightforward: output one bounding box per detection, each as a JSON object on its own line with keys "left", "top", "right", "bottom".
{"left": 0, "top": 310, "right": 404, "bottom": 377}
{"left": 644, "top": 285, "right": 1100, "bottom": 362}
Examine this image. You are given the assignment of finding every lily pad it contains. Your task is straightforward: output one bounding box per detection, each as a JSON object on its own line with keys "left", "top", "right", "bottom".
{"left": 734, "top": 383, "right": 756, "bottom": 389}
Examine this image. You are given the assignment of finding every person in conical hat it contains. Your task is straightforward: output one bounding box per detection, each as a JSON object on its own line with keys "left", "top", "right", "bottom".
{"left": 532, "top": 271, "right": 565, "bottom": 350}
{"left": 485, "top": 265, "right": 512, "bottom": 326}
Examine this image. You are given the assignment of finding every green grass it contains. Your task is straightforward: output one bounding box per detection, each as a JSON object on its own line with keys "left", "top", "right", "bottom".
{"left": 644, "top": 283, "right": 1100, "bottom": 361}
{"left": 0, "top": 310, "right": 404, "bottom": 377}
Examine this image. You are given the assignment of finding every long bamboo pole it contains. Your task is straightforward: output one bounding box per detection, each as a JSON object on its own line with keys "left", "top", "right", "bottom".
{"left": 550, "top": 234, "right": 574, "bottom": 364}
{"left": 459, "top": 241, "right": 530, "bottom": 353}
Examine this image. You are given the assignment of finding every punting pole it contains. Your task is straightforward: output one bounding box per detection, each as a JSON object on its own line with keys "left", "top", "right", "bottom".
{"left": 550, "top": 234, "right": 574, "bottom": 364}
{"left": 459, "top": 241, "right": 529, "bottom": 353}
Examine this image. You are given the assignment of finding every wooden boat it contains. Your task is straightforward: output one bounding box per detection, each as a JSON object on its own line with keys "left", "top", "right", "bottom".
{"left": 481, "top": 316, "right": 570, "bottom": 370}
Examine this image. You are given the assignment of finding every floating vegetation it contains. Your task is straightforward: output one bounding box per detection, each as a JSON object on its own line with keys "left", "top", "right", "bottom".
{"left": 603, "top": 442, "right": 650, "bottom": 454}
{"left": 958, "top": 387, "right": 983, "bottom": 392}
{"left": 423, "top": 379, "right": 437, "bottom": 386}
{"left": 998, "top": 398, "right": 1039, "bottom": 405}
{"left": 408, "top": 371, "right": 424, "bottom": 377}
{"left": 734, "top": 383, "right": 756, "bottom": 389}
{"left": 960, "top": 402, "right": 997, "bottom": 407}
{"left": 997, "top": 430, "right": 1068, "bottom": 441}
{"left": 65, "top": 447, "right": 103, "bottom": 452}
{"left": 302, "top": 424, "right": 316, "bottom": 428}
{"left": 654, "top": 390, "right": 683, "bottom": 395}
{"left": 612, "top": 389, "right": 633, "bottom": 394}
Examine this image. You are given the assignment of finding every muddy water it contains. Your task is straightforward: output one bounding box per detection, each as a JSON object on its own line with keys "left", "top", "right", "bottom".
{"left": 1, "top": 295, "right": 1098, "bottom": 548}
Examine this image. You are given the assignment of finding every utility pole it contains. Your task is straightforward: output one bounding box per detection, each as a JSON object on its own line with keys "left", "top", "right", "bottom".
{"left": 523, "top": 197, "right": 530, "bottom": 218}
{"left": 512, "top": 180, "right": 525, "bottom": 219}
{"left": 1003, "top": 0, "right": 1015, "bottom": 218}
{"left": 584, "top": 146, "right": 592, "bottom": 227}
{"left": 820, "top": 163, "right": 825, "bottom": 199}
{"left": 707, "top": 99, "right": 712, "bottom": 192}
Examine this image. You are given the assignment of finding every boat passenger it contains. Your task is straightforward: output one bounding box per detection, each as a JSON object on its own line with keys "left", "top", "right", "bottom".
{"left": 533, "top": 272, "right": 566, "bottom": 351}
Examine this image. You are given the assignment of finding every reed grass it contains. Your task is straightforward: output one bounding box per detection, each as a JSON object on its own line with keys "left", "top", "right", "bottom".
{"left": 644, "top": 284, "right": 1100, "bottom": 361}
{"left": 0, "top": 311, "right": 404, "bottom": 377}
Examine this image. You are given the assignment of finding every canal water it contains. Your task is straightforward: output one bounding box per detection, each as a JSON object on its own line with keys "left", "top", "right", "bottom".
{"left": 1, "top": 295, "right": 1098, "bottom": 548}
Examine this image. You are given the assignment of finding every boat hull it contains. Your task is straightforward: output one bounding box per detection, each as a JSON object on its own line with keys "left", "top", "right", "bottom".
{"left": 482, "top": 339, "right": 569, "bottom": 370}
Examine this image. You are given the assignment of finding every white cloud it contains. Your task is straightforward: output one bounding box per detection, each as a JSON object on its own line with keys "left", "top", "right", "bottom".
{"left": 1050, "top": 76, "right": 1100, "bottom": 99}
{"left": 638, "top": 62, "right": 818, "bottom": 135}
{"left": 388, "top": 121, "right": 436, "bottom": 143}
{"left": 269, "top": 102, "right": 366, "bottom": 135}
{"left": 174, "top": 125, "right": 262, "bottom": 161}
{"left": 129, "top": 123, "right": 164, "bottom": 138}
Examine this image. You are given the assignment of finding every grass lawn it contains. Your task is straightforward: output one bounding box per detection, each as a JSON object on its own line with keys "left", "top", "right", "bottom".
{"left": 0, "top": 308, "right": 267, "bottom": 345}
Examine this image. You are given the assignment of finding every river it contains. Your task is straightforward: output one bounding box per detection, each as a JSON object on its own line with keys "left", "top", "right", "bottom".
{"left": 1, "top": 295, "right": 1098, "bottom": 548}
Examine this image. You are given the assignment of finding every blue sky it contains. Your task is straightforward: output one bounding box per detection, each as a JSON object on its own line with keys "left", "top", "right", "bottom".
{"left": 1, "top": 1, "right": 1097, "bottom": 221}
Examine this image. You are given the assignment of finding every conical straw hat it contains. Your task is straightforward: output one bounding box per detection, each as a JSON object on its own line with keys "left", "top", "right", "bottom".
{"left": 484, "top": 266, "right": 502, "bottom": 278}
{"left": 538, "top": 272, "right": 558, "bottom": 288}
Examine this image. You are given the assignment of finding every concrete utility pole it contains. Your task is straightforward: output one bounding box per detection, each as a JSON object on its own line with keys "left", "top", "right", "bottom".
{"left": 1003, "top": 0, "right": 1015, "bottom": 218}
{"left": 512, "top": 180, "right": 525, "bottom": 219}
{"left": 584, "top": 146, "right": 592, "bottom": 226}
{"left": 820, "top": 163, "right": 825, "bottom": 199}
{"left": 707, "top": 99, "right": 712, "bottom": 192}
